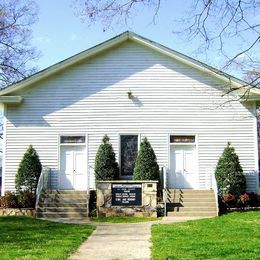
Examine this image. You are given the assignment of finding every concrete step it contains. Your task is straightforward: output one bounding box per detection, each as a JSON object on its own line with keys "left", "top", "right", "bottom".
{"left": 37, "top": 212, "right": 88, "bottom": 218}
{"left": 167, "top": 206, "right": 216, "bottom": 212}
{"left": 40, "top": 194, "right": 88, "bottom": 199}
{"left": 38, "top": 202, "right": 88, "bottom": 207}
{"left": 167, "top": 211, "right": 217, "bottom": 217}
{"left": 43, "top": 190, "right": 87, "bottom": 195}
{"left": 167, "top": 193, "right": 215, "bottom": 199}
{"left": 37, "top": 190, "right": 89, "bottom": 220}
{"left": 166, "top": 189, "right": 214, "bottom": 194}
{"left": 167, "top": 197, "right": 216, "bottom": 203}
{"left": 165, "top": 189, "right": 217, "bottom": 217}
{"left": 167, "top": 201, "right": 216, "bottom": 207}
{"left": 37, "top": 207, "right": 87, "bottom": 213}
{"left": 42, "top": 217, "right": 91, "bottom": 223}
{"left": 39, "top": 198, "right": 87, "bottom": 204}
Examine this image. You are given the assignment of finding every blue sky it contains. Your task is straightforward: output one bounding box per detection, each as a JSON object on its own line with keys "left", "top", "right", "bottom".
{"left": 31, "top": 0, "right": 259, "bottom": 78}
{"left": 32, "top": 0, "right": 191, "bottom": 69}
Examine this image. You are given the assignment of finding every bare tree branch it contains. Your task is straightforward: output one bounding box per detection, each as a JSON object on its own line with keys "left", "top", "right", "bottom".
{"left": 0, "top": 0, "right": 39, "bottom": 87}
{"left": 72, "top": 0, "right": 260, "bottom": 92}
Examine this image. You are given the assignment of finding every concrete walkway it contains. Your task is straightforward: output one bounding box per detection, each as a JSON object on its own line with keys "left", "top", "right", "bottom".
{"left": 69, "top": 216, "right": 208, "bottom": 260}
{"left": 70, "top": 222, "right": 152, "bottom": 260}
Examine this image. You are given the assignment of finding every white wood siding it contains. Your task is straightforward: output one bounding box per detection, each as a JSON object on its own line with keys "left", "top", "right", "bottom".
{"left": 2, "top": 40, "right": 259, "bottom": 194}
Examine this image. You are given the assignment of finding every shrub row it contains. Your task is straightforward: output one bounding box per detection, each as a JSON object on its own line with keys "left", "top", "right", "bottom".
{"left": 0, "top": 191, "right": 35, "bottom": 208}
{"left": 218, "top": 192, "right": 260, "bottom": 214}
{"left": 220, "top": 192, "right": 260, "bottom": 208}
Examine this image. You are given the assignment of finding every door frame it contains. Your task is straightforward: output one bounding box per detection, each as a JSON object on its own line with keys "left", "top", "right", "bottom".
{"left": 168, "top": 134, "right": 199, "bottom": 189}
{"left": 58, "top": 133, "right": 88, "bottom": 190}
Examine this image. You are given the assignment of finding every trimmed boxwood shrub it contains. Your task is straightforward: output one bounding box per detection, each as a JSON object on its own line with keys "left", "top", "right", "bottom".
{"left": 15, "top": 145, "right": 42, "bottom": 193}
{"left": 133, "top": 137, "right": 159, "bottom": 180}
{"left": 95, "top": 135, "right": 119, "bottom": 180}
{"left": 215, "top": 142, "right": 246, "bottom": 196}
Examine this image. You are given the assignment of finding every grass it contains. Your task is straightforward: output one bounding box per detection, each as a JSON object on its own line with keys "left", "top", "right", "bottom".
{"left": 0, "top": 216, "right": 95, "bottom": 260}
{"left": 91, "top": 216, "right": 160, "bottom": 223}
{"left": 152, "top": 211, "right": 260, "bottom": 259}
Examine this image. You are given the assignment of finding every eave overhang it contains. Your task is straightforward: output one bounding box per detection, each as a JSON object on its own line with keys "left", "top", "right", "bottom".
{"left": 0, "top": 96, "right": 23, "bottom": 104}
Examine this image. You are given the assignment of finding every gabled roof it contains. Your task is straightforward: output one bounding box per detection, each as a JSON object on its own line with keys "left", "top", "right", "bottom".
{"left": 0, "top": 31, "right": 259, "bottom": 99}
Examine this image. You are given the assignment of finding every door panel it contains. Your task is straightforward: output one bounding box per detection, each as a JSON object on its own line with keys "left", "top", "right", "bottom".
{"left": 74, "top": 150, "right": 87, "bottom": 190}
{"left": 60, "top": 146, "right": 87, "bottom": 190}
{"left": 184, "top": 150, "right": 195, "bottom": 174}
{"left": 74, "top": 152, "right": 85, "bottom": 174}
{"left": 60, "top": 149, "right": 74, "bottom": 189}
{"left": 169, "top": 145, "right": 197, "bottom": 189}
{"left": 171, "top": 149, "right": 183, "bottom": 188}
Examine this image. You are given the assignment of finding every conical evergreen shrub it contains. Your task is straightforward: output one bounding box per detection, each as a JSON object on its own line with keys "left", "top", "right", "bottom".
{"left": 95, "top": 135, "right": 119, "bottom": 180}
{"left": 133, "top": 137, "right": 159, "bottom": 180}
{"left": 215, "top": 142, "right": 246, "bottom": 196}
{"left": 15, "top": 145, "right": 42, "bottom": 193}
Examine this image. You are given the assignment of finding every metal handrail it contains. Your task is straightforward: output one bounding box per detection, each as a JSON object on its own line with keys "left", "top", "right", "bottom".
{"left": 35, "top": 166, "right": 51, "bottom": 210}
{"left": 162, "top": 166, "right": 167, "bottom": 216}
{"left": 87, "top": 165, "right": 94, "bottom": 217}
{"left": 211, "top": 172, "right": 219, "bottom": 216}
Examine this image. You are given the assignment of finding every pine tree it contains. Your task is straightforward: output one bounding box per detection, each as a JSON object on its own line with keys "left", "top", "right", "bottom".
{"left": 15, "top": 145, "right": 42, "bottom": 193}
{"left": 95, "top": 135, "right": 119, "bottom": 180}
{"left": 215, "top": 142, "right": 246, "bottom": 196}
{"left": 133, "top": 137, "right": 159, "bottom": 180}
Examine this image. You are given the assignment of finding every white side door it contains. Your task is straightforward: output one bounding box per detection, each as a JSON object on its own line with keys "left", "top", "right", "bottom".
{"left": 60, "top": 146, "right": 87, "bottom": 190}
{"left": 60, "top": 149, "right": 74, "bottom": 189}
{"left": 73, "top": 149, "right": 87, "bottom": 190}
{"left": 169, "top": 145, "right": 198, "bottom": 189}
{"left": 183, "top": 147, "right": 197, "bottom": 188}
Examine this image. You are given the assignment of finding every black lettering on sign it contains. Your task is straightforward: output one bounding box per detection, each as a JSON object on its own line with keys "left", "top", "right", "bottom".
{"left": 112, "top": 184, "right": 142, "bottom": 206}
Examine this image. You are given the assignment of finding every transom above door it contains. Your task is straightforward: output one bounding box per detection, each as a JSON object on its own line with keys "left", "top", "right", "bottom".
{"left": 168, "top": 135, "right": 198, "bottom": 189}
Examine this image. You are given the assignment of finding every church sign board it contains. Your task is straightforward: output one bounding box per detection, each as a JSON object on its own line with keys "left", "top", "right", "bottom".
{"left": 112, "top": 183, "right": 142, "bottom": 206}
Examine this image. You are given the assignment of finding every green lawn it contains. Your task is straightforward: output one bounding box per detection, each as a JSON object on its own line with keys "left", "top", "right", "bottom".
{"left": 91, "top": 216, "right": 160, "bottom": 223}
{"left": 0, "top": 216, "right": 95, "bottom": 260}
{"left": 152, "top": 211, "right": 260, "bottom": 259}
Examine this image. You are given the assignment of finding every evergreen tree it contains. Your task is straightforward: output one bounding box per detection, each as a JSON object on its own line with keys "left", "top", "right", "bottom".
{"left": 215, "top": 142, "right": 246, "bottom": 196}
{"left": 95, "top": 135, "right": 119, "bottom": 180}
{"left": 133, "top": 137, "right": 159, "bottom": 180}
{"left": 15, "top": 145, "right": 42, "bottom": 193}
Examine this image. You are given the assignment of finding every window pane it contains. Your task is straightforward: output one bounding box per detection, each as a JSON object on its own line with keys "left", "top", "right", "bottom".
{"left": 60, "top": 136, "right": 85, "bottom": 144}
{"left": 170, "top": 135, "right": 195, "bottom": 143}
{"left": 121, "top": 135, "right": 138, "bottom": 176}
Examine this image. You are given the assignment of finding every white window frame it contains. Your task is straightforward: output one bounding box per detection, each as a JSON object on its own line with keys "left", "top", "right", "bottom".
{"left": 169, "top": 135, "right": 197, "bottom": 146}
{"left": 59, "top": 135, "right": 86, "bottom": 146}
